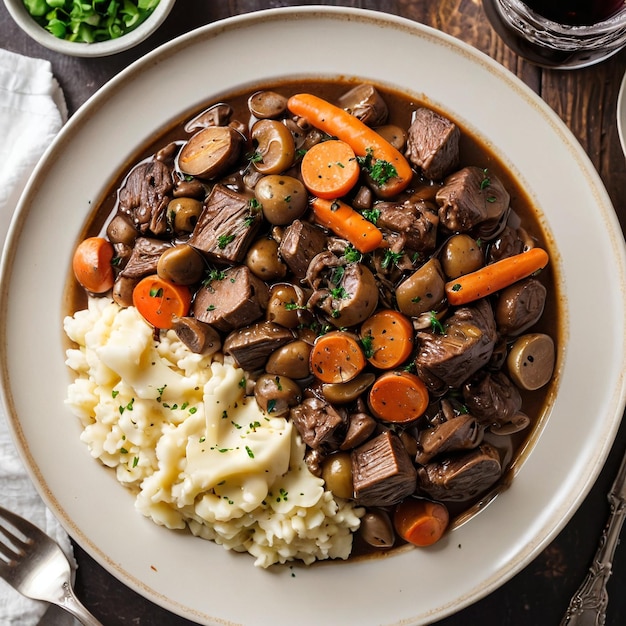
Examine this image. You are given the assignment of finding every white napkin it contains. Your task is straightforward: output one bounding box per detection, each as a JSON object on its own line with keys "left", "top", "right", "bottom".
{"left": 0, "top": 48, "right": 76, "bottom": 626}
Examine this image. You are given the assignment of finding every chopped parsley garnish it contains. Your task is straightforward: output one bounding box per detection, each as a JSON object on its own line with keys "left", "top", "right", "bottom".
{"left": 343, "top": 245, "right": 363, "bottom": 263}
{"left": 362, "top": 207, "right": 381, "bottom": 224}
{"left": 357, "top": 147, "right": 398, "bottom": 186}
{"left": 217, "top": 234, "right": 236, "bottom": 249}
{"left": 360, "top": 334, "right": 374, "bottom": 359}
{"left": 381, "top": 248, "right": 403, "bottom": 269}
{"left": 23, "top": 0, "right": 160, "bottom": 43}
{"left": 429, "top": 311, "right": 446, "bottom": 334}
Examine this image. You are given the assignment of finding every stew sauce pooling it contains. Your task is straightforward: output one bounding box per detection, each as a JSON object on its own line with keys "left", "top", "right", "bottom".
{"left": 70, "top": 80, "right": 559, "bottom": 556}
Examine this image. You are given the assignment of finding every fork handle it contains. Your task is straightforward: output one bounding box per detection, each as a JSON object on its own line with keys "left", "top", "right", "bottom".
{"left": 559, "top": 493, "right": 626, "bottom": 626}
{"left": 57, "top": 580, "right": 104, "bottom": 626}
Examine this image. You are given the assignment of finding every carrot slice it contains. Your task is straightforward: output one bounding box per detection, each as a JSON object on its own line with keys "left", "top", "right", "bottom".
{"left": 368, "top": 371, "right": 429, "bottom": 423}
{"left": 445, "top": 247, "right": 549, "bottom": 306}
{"left": 132, "top": 274, "right": 192, "bottom": 329}
{"left": 311, "top": 197, "right": 383, "bottom": 253}
{"left": 72, "top": 236, "right": 115, "bottom": 294}
{"left": 360, "top": 309, "right": 414, "bottom": 370}
{"left": 300, "top": 139, "right": 360, "bottom": 199}
{"left": 288, "top": 93, "right": 413, "bottom": 198}
{"left": 309, "top": 331, "right": 367, "bottom": 384}
{"left": 394, "top": 499, "right": 449, "bottom": 547}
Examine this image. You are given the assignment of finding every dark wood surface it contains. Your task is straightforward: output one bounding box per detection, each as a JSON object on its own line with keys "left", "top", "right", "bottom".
{"left": 2, "top": 1, "right": 626, "bottom": 624}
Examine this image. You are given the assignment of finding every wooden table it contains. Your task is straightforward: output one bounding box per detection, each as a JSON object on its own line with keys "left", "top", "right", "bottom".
{"left": 2, "top": 1, "right": 626, "bottom": 624}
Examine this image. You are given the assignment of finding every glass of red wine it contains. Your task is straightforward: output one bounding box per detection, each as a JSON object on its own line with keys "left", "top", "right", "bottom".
{"left": 482, "top": 0, "right": 626, "bottom": 69}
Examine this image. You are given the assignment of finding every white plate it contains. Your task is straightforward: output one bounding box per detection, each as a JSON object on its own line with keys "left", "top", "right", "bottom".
{"left": 2, "top": 7, "right": 626, "bottom": 626}
{"left": 618, "top": 70, "right": 626, "bottom": 157}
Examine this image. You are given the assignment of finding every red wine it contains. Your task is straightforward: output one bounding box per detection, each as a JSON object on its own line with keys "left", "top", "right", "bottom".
{"left": 524, "top": 0, "right": 625, "bottom": 25}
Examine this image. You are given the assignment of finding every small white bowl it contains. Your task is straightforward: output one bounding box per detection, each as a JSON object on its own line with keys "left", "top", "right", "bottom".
{"left": 3, "top": 0, "right": 176, "bottom": 57}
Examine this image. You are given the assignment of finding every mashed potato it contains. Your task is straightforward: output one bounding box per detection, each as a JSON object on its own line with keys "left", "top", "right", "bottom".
{"left": 64, "top": 298, "right": 362, "bottom": 567}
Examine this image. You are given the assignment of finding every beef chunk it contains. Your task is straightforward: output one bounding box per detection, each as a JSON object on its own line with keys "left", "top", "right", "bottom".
{"left": 188, "top": 184, "right": 261, "bottom": 264}
{"left": 278, "top": 220, "right": 327, "bottom": 280}
{"left": 405, "top": 107, "right": 460, "bottom": 180}
{"left": 414, "top": 298, "right": 497, "bottom": 393}
{"left": 118, "top": 159, "right": 174, "bottom": 237}
{"left": 462, "top": 370, "right": 522, "bottom": 429}
{"left": 416, "top": 443, "right": 502, "bottom": 502}
{"left": 290, "top": 397, "right": 347, "bottom": 451}
{"left": 223, "top": 321, "right": 294, "bottom": 371}
{"left": 435, "top": 166, "right": 510, "bottom": 235}
{"left": 487, "top": 225, "right": 526, "bottom": 263}
{"left": 376, "top": 199, "right": 439, "bottom": 254}
{"left": 352, "top": 431, "right": 417, "bottom": 506}
{"left": 415, "top": 414, "right": 484, "bottom": 465}
{"left": 119, "top": 237, "right": 170, "bottom": 279}
{"left": 192, "top": 265, "right": 268, "bottom": 332}
{"left": 495, "top": 278, "right": 547, "bottom": 336}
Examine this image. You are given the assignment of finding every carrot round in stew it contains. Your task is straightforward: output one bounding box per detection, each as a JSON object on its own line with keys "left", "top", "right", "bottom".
{"left": 287, "top": 93, "right": 414, "bottom": 198}
{"left": 368, "top": 370, "right": 429, "bottom": 423}
{"left": 132, "top": 275, "right": 192, "bottom": 330}
{"left": 445, "top": 247, "right": 549, "bottom": 306}
{"left": 393, "top": 499, "right": 450, "bottom": 547}
{"left": 360, "top": 309, "right": 414, "bottom": 370}
{"left": 309, "top": 331, "right": 367, "bottom": 384}
{"left": 311, "top": 197, "right": 383, "bottom": 253}
{"left": 300, "top": 139, "right": 360, "bottom": 199}
{"left": 72, "top": 236, "right": 115, "bottom": 294}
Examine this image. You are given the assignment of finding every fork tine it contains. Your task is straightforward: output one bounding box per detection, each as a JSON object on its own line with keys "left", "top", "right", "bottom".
{"left": 0, "top": 520, "right": 29, "bottom": 563}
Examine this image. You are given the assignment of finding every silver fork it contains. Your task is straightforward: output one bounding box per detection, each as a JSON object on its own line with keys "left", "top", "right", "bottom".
{"left": 0, "top": 505, "right": 103, "bottom": 625}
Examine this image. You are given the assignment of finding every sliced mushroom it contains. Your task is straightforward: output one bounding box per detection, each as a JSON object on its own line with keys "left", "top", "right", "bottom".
{"left": 156, "top": 244, "right": 205, "bottom": 285}
{"left": 251, "top": 119, "right": 295, "bottom": 174}
{"left": 359, "top": 509, "right": 396, "bottom": 548}
{"left": 309, "top": 260, "right": 379, "bottom": 328}
{"left": 168, "top": 197, "right": 204, "bottom": 233}
{"left": 245, "top": 238, "right": 288, "bottom": 281}
{"left": 248, "top": 90, "right": 288, "bottom": 119}
{"left": 396, "top": 258, "right": 446, "bottom": 317}
{"left": 178, "top": 126, "right": 244, "bottom": 179}
{"left": 322, "top": 373, "right": 376, "bottom": 405}
{"left": 507, "top": 333, "right": 555, "bottom": 391}
{"left": 265, "top": 340, "right": 312, "bottom": 379}
{"left": 184, "top": 102, "right": 233, "bottom": 133}
{"left": 254, "top": 373, "right": 302, "bottom": 417}
{"left": 321, "top": 452, "right": 353, "bottom": 499}
{"left": 440, "top": 234, "right": 484, "bottom": 280}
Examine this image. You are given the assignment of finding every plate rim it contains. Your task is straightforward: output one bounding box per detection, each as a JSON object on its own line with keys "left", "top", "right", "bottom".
{"left": 2, "top": 6, "right": 626, "bottom": 625}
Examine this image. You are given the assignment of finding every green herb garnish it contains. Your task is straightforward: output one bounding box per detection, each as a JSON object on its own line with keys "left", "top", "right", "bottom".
{"left": 23, "top": 0, "right": 160, "bottom": 43}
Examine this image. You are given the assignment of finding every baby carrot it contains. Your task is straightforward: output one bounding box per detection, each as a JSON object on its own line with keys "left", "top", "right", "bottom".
{"left": 288, "top": 93, "right": 413, "bottom": 198}
{"left": 393, "top": 498, "right": 449, "bottom": 547}
{"left": 309, "top": 331, "right": 367, "bottom": 384}
{"left": 72, "top": 236, "right": 115, "bottom": 294}
{"left": 360, "top": 309, "right": 414, "bottom": 370}
{"left": 311, "top": 197, "right": 383, "bottom": 253}
{"left": 300, "top": 139, "right": 360, "bottom": 199}
{"left": 132, "top": 274, "right": 192, "bottom": 329}
{"left": 445, "top": 247, "right": 549, "bottom": 306}
{"left": 368, "top": 371, "right": 429, "bottom": 423}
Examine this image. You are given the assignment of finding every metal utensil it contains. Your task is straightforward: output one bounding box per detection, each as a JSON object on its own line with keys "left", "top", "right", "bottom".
{"left": 561, "top": 443, "right": 626, "bottom": 625}
{"left": 0, "top": 505, "right": 103, "bottom": 625}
